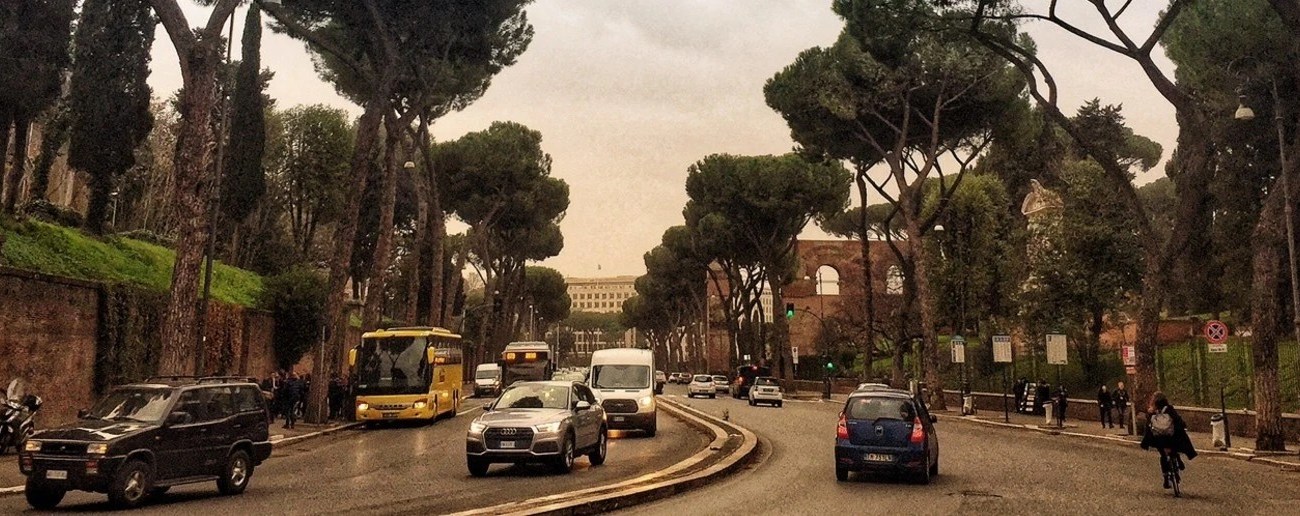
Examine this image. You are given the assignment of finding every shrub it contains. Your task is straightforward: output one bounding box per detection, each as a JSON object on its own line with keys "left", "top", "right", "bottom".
{"left": 259, "top": 266, "right": 328, "bottom": 370}
{"left": 22, "top": 199, "right": 84, "bottom": 228}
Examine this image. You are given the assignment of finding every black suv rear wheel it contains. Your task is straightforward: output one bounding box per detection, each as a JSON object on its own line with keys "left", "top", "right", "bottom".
{"left": 218, "top": 449, "right": 253, "bottom": 495}
{"left": 109, "top": 458, "right": 152, "bottom": 508}
{"left": 25, "top": 478, "right": 65, "bottom": 510}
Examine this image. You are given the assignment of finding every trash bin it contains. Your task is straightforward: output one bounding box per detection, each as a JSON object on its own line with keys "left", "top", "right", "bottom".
{"left": 1210, "top": 413, "right": 1227, "bottom": 449}
{"left": 962, "top": 394, "right": 976, "bottom": 416}
{"left": 1044, "top": 400, "right": 1055, "bottom": 425}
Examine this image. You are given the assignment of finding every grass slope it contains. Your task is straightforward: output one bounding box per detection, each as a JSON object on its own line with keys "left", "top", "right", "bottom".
{"left": 1, "top": 220, "right": 262, "bottom": 307}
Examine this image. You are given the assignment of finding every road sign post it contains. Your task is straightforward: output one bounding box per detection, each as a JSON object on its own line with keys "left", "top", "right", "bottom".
{"left": 1046, "top": 334, "right": 1067, "bottom": 403}
{"left": 951, "top": 336, "right": 967, "bottom": 400}
{"left": 1203, "top": 321, "right": 1230, "bottom": 447}
{"left": 993, "top": 335, "right": 1012, "bottom": 423}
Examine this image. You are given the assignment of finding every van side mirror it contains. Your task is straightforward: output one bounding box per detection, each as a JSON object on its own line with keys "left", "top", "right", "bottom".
{"left": 426, "top": 348, "right": 438, "bottom": 364}
{"left": 348, "top": 348, "right": 358, "bottom": 367}
{"left": 574, "top": 401, "right": 592, "bottom": 412}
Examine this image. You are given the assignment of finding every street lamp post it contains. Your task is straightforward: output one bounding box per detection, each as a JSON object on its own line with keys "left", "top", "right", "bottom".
{"left": 1236, "top": 80, "right": 1300, "bottom": 352}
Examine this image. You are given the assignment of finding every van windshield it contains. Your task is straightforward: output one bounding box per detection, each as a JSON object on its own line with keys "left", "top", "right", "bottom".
{"left": 475, "top": 369, "right": 499, "bottom": 380}
{"left": 591, "top": 365, "right": 651, "bottom": 389}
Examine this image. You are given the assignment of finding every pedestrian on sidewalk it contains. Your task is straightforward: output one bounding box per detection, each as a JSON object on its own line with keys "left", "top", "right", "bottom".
{"left": 1140, "top": 392, "right": 1197, "bottom": 489}
{"left": 1014, "top": 378, "right": 1027, "bottom": 413}
{"left": 1114, "top": 381, "right": 1130, "bottom": 431}
{"left": 260, "top": 372, "right": 280, "bottom": 423}
{"left": 282, "top": 371, "right": 302, "bottom": 430}
{"left": 1055, "top": 386, "right": 1069, "bottom": 427}
{"left": 328, "top": 373, "right": 344, "bottom": 421}
{"left": 1097, "top": 385, "right": 1114, "bottom": 428}
{"left": 1036, "top": 380, "right": 1051, "bottom": 416}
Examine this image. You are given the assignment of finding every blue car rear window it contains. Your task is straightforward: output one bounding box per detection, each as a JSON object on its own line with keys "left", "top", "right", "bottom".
{"left": 846, "top": 397, "right": 915, "bottom": 421}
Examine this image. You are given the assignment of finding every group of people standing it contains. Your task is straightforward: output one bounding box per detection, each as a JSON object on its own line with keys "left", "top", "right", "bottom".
{"left": 260, "top": 371, "right": 353, "bottom": 429}
{"left": 1096, "top": 381, "right": 1131, "bottom": 430}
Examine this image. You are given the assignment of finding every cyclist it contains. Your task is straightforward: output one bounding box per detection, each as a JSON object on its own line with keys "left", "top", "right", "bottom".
{"left": 1139, "top": 391, "right": 1198, "bottom": 490}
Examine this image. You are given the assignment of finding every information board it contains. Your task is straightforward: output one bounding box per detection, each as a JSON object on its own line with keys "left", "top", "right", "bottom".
{"left": 1046, "top": 334, "right": 1068, "bottom": 365}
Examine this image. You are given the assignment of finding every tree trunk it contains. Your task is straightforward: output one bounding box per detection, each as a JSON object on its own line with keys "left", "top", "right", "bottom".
{"left": 1249, "top": 173, "right": 1290, "bottom": 451}
{"left": 906, "top": 218, "right": 945, "bottom": 410}
{"left": 31, "top": 108, "right": 69, "bottom": 203}
{"left": 405, "top": 161, "right": 427, "bottom": 325}
{"left": 891, "top": 342, "right": 906, "bottom": 388}
{"left": 85, "top": 166, "right": 112, "bottom": 235}
{"left": 416, "top": 119, "right": 447, "bottom": 327}
{"left": 2, "top": 112, "right": 32, "bottom": 213}
{"left": 158, "top": 47, "right": 222, "bottom": 376}
{"left": 856, "top": 172, "right": 877, "bottom": 381}
{"left": 0, "top": 110, "right": 12, "bottom": 212}
{"left": 306, "top": 93, "right": 387, "bottom": 424}
{"left": 1085, "top": 307, "right": 1104, "bottom": 387}
{"left": 361, "top": 125, "right": 402, "bottom": 331}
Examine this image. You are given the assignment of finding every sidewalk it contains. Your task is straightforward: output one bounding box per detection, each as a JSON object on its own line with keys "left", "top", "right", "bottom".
{"left": 0, "top": 419, "right": 358, "bottom": 494}
{"left": 947, "top": 406, "right": 1300, "bottom": 469}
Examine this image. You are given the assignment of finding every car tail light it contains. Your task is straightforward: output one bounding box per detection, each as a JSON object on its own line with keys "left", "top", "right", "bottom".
{"left": 910, "top": 417, "right": 924, "bottom": 445}
{"left": 836, "top": 413, "right": 849, "bottom": 440}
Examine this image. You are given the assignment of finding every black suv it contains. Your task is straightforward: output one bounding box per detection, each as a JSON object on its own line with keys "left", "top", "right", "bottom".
{"left": 19, "top": 376, "right": 273, "bottom": 509}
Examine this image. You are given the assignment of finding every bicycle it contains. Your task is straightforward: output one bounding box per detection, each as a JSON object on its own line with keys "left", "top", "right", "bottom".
{"left": 1161, "top": 449, "right": 1183, "bottom": 497}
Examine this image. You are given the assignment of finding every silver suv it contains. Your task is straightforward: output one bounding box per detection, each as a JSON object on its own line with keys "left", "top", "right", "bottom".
{"left": 465, "top": 381, "right": 607, "bottom": 476}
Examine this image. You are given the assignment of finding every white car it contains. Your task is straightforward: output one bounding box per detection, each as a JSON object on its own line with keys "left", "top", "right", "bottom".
{"left": 748, "top": 376, "right": 783, "bottom": 407}
{"left": 687, "top": 375, "right": 716, "bottom": 398}
{"left": 712, "top": 375, "right": 730, "bottom": 393}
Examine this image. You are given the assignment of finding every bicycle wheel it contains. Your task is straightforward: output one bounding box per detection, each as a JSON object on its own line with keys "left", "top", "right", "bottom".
{"left": 1170, "top": 470, "right": 1181, "bottom": 498}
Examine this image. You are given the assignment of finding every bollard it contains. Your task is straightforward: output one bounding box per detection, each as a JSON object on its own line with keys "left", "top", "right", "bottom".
{"left": 1044, "top": 400, "right": 1055, "bottom": 426}
{"left": 1209, "top": 413, "right": 1227, "bottom": 450}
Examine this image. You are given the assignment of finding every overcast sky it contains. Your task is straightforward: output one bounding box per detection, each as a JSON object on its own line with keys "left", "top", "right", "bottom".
{"left": 149, "top": 1, "right": 1177, "bottom": 278}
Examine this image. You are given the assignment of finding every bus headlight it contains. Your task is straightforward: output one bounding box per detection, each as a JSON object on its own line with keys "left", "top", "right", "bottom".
{"left": 413, "top": 400, "right": 428, "bottom": 410}
{"left": 357, "top": 402, "right": 369, "bottom": 412}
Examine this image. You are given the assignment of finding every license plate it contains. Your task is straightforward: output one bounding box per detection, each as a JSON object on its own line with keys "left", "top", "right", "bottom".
{"left": 613, "top": 416, "right": 625, "bottom": 422}
{"left": 46, "top": 470, "right": 68, "bottom": 480}
{"left": 382, "top": 412, "right": 398, "bottom": 419}
{"left": 865, "top": 453, "right": 893, "bottom": 462}
{"left": 499, "top": 441, "right": 516, "bottom": 449}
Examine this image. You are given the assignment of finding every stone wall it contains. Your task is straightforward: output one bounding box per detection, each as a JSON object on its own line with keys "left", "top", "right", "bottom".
{"left": 0, "top": 266, "right": 291, "bottom": 429}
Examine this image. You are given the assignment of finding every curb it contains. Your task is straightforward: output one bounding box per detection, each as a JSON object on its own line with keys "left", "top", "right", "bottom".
{"left": 942, "top": 413, "right": 1300, "bottom": 469}
{"left": 449, "top": 397, "right": 758, "bottom": 516}
{"left": 0, "top": 421, "right": 363, "bottom": 497}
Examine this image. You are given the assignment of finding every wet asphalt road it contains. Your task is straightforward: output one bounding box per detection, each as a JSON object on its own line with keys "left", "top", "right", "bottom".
{"left": 626, "top": 385, "right": 1300, "bottom": 516}
{"left": 2, "top": 397, "right": 708, "bottom": 515}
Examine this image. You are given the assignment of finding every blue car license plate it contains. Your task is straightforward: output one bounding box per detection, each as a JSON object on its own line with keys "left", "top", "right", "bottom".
{"left": 865, "top": 453, "right": 893, "bottom": 462}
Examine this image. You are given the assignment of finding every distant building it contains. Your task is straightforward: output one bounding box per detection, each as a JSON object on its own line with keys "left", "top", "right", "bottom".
{"left": 565, "top": 275, "right": 638, "bottom": 314}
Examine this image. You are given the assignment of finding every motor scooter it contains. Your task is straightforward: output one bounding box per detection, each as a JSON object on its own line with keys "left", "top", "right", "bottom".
{"left": 0, "top": 379, "right": 42, "bottom": 454}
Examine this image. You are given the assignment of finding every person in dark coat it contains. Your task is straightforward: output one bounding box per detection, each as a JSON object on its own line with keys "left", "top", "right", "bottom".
{"left": 1036, "top": 381, "right": 1051, "bottom": 416}
{"left": 1013, "top": 378, "right": 1027, "bottom": 413}
{"left": 1140, "top": 392, "right": 1197, "bottom": 488}
{"left": 1054, "top": 386, "right": 1069, "bottom": 427}
{"left": 281, "top": 372, "right": 302, "bottom": 429}
{"left": 1113, "top": 381, "right": 1130, "bottom": 431}
{"left": 328, "top": 374, "right": 344, "bottom": 421}
{"left": 1097, "top": 385, "right": 1114, "bottom": 429}
{"left": 260, "top": 372, "right": 280, "bottom": 422}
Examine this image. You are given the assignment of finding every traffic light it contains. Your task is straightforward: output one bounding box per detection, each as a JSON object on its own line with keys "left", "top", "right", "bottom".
{"left": 825, "top": 361, "right": 835, "bottom": 371}
{"left": 785, "top": 303, "right": 795, "bottom": 319}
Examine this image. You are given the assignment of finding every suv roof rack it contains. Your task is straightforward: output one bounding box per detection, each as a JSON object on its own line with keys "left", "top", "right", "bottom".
{"left": 144, "top": 375, "right": 258, "bottom": 385}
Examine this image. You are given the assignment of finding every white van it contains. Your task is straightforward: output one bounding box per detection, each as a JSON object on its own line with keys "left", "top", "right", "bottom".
{"left": 588, "top": 348, "right": 657, "bottom": 436}
{"left": 473, "top": 363, "right": 502, "bottom": 398}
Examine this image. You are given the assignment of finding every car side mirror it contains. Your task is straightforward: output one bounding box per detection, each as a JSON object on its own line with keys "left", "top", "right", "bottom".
{"left": 929, "top": 414, "right": 938, "bottom": 424}
{"left": 574, "top": 400, "right": 592, "bottom": 412}
{"left": 166, "top": 411, "right": 192, "bottom": 426}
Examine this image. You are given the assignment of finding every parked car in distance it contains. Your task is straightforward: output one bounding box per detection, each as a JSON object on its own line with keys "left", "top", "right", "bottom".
{"left": 654, "top": 370, "right": 667, "bottom": 394}
{"left": 20, "top": 377, "right": 273, "bottom": 510}
{"left": 465, "top": 381, "right": 608, "bottom": 476}
{"left": 675, "top": 372, "right": 692, "bottom": 384}
{"left": 748, "top": 377, "right": 783, "bottom": 408}
{"left": 834, "top": 389, "right": 938, "bottom": 484}
{"left": 687, "top": 375, "right": 716, "bottom": 399}
{"left": 711, "top": 375, "right": 730, "bottom": 393}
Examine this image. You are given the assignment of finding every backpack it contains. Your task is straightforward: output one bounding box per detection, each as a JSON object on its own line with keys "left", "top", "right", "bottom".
{"left": 1150, "top": 407, "right": 1175, "bottom": 437}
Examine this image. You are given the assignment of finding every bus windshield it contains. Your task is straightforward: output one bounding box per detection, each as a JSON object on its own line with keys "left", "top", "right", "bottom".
{"left": 355, "top": 337, "right": 430, "bottom": 396}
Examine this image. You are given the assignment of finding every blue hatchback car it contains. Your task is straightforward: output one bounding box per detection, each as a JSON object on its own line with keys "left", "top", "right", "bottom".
{"left": 834, "top": 389, "right": 939, "bottom": 483}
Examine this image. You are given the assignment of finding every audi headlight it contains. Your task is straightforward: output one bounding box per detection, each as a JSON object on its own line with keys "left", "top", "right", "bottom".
{"left": 413, "top": 401, "right": 428, "bottom": 410}
{"left": 533, "top": 421, "right": 562, "bottom": 434}
{"left": 639, "top": 396, "right": 654, "bottom": 408}
{"left": 87, "top": 443, "right": 109, "bottom": 455}
{"left": 469, "top": 421, "right": 487, "bottom": 434}
{"left": 24, "top": 440, "right": 41, "bottom": 452}
{"left": 357, "top": 402, "right": 369, "bottom": 412}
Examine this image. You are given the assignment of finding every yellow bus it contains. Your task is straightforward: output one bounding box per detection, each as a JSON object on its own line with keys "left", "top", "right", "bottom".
{"left": 349, "top": 327, "right": 464, "bottom": 423}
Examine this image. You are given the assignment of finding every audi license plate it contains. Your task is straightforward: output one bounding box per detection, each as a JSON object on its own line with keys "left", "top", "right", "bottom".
{"left": 46, "top": 470, "right": 68, "bottom": 480}
{"left": 612, "top": 416, "right": 626, "bottom": 422}
{"left": 499, "top": 441, "right": 516, "bottom": 449}
{"left": 865, "top": 453, "right": 893, "bottom": 462}
{"left": 382, "top": 412, "right": 398, "bottom": 419}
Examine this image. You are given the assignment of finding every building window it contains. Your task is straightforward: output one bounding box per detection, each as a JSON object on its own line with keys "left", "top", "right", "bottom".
{"left": 815, "top": 265, "right": 841, "bottom": 296}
